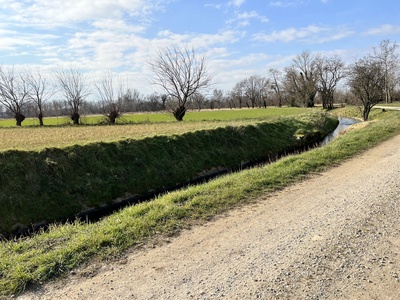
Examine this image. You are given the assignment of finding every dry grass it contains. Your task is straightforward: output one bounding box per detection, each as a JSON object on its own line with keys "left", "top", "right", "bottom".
{"left": 0, "top": 120, "right": 262, "bottom": 151}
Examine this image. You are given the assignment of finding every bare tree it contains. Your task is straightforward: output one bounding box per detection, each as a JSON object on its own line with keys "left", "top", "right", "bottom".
{"left": 285, "top": 51, "right": 318, "bottom": 107}
{"left": 269, "top": 68, "right": 284, "bottom": 107}
{"left": 348, "top": 55, "right": 385, "bottom": 121}
{"left": 0, "top": 66, "right": 30, "bottom": 126}
{"left": 122, "top": 88, "right": 143, "bottom": 112}
{"left": 240, "top": 75, "right": 269, "bottom": 108}
{"left": 231, "top": 81, "right": 245, "bottom": 109}
{"left": 25, "top": 68, "right": 55, "bottom": 126}
{"left": 190, "top": 92, "right": 205, "bottom": 111}
{"left": 148, "top": 45, "right": 212, "bottom": 121}
{"left": 94, "top": 70, "right": 125, "bottom": 124}
{"left": 55, "top": 66, "right": 90, "bottom": 125}
{"left": 373, "top": 39, "right": 399, "bottom": 103}
{"left": 211, "top": 89, "right": 224, "bottom": 109}
{"left": 315, "top": 56, "right": 346, "bottom": 110}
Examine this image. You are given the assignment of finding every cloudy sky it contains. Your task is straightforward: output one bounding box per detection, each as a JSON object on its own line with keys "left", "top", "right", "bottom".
{"left": 1, "top": 0, "right": 399, "bottom": 94}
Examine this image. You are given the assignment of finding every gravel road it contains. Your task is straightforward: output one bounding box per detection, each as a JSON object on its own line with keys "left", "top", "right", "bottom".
{"left": 19, "top": 134, "right": 400, "bottom": 299}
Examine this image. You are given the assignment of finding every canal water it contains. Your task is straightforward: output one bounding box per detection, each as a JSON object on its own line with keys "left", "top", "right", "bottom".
{"left": 321, "top": 117, "right": 360, "bottom": 146}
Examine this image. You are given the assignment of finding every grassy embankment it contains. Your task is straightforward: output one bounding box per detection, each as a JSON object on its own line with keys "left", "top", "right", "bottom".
{"left": 0, "top": 110, "right": 335, "bottom": 236}
{"left": 0, "top": 107, "right": 399, "bottom": 297}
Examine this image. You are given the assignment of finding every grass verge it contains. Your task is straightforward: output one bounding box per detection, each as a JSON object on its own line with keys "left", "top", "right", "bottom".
{"left": 0, "top": 108, "right": 399, "bottom": 297}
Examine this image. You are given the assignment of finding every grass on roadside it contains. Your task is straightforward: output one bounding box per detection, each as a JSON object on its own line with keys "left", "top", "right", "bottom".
{"left": 0, "top": 108, "right": 399, "bottom": 297}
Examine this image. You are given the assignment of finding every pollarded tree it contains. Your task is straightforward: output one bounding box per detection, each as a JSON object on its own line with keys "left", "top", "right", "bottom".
{"left": 0, "top": 66, "right": 30, "bottom": 126}
{"left": 94, "top": 70, "right": 125, "bottom": 124}
{"left": 55, "top": 66, "right": 90, "bottom": 125}
{"left": 148, "top": 45, "right": 212, "bottom": 121}
{"left": 25, "top": 68, "right": 55, "bottom": 126}
{"left": 315, "top": 56, "right": 346, "bottom": 110}
{"left": 348, "top": 55, "right": 385, "bottom": 121}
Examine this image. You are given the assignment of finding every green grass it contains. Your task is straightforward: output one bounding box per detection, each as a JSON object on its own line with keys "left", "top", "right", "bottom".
{"left": 0, "top": 107, "right": 311, "bottom": 152}
{"left": 0, "top": 112, "right": 337, "bottom": 235}
{"left": 0, "top": 107, "right": 310, "bottom": 128}
{"left": 0, "top": 108, "right": 399, "bottom": 297}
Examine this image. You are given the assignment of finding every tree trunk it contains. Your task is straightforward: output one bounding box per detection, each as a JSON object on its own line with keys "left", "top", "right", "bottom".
{"left": 38, "top": 112, "right": 44, "bottom": 126}
{"left": 307, "top": 97, "right": 315, "bottom": 108}
{"left": 71, "top": 112, "right": 80, "bottom": 125}
{"left": 173, "top": 105, "right": 186, "bottom": 121}
{"left": 363, "top": 105, "right": 371, "bottom": 121}
{"left": 15, "top": 113, "right": 25, "bottom": 126}
{"left": 108, "top": 111, "right": 119, "bottom": 124}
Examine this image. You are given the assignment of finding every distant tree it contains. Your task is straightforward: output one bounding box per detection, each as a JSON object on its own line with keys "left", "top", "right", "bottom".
{"left": 25, "top": 68, "right": 55, "bottom": 126}
{"left": 161, "top": 94, "right": 168, "bottom": 110}
{"left": 55, "top": 66, "right": 90, "bottom": 125}
{"left": 94, "top": 70, "right": 125, "bottom": 124}
{"left": 0, "top": 66, "right": 30, "bottom": 126}
{"left": 285, "top": 51, "right": 318, "bottom": 107}
{"left": 240, "top": 75, "right": 269, "bottom": 108}
{"left": 148, "top": 45, "right": 212, "bottom": 121}
{"left": 211, "top": 89, "right": 224, "bottom": 109}
{"left": 315, "top": 56, "right": 346, "bottom": 110}
{"left": 122, "top": 88, "right": 142, "bottom": 112}
{"left": 145, "top": 93, "right": 164, "bottom": 111}
{"left": 373, "top": 39, "right": 399, "bottom": 103}
{"left": 348, "top": 55, "right": 385, "bottom": 121}
{"left": 190, "top": 92, "right": 206, "bottom": 111}
{"left": 231, "top": 81, "right": 246, "bottom": 108}
{"left": 269, "top": 68, "right": 284, "bottom": 107}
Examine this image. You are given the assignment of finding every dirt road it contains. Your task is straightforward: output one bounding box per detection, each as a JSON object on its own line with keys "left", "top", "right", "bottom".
{"left": 20, "top": 134, "right": 400, "bottom": 299}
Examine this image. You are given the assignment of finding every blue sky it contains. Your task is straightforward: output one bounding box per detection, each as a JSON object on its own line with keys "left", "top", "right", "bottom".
{"left": 1, "top": 0, "right": 399, "bottom": 94}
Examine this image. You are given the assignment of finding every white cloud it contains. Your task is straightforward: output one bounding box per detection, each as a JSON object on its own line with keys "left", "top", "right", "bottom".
{"left": 252, "top": 25, "right": 355, "bottom": 44}
{"left": 226, "top": 11, "right": 269, "bottom": 28}
{"left": 1, "top": 0, "right": 157, "bottom": 29}
{"left": 228, "top": 0, "right": 246, "bottom": 7}
{"left": 253, "top": 25, "right": 326, "bottom": 43}
{"left": 269, "top": 1, "right": 304, "bottom": 8}
{"left": 365, "top": 24, "right": 400, "bottom": 36}
{"left": 237, "top": 11, "right": 269, "bottom": 23}
{"left": 0, "top": 29, "right": 58, "bottom": 52}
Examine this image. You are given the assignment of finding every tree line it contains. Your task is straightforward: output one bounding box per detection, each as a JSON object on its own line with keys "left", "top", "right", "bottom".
{"left": 0, "top": 39, "right": 398, "bottom": 126}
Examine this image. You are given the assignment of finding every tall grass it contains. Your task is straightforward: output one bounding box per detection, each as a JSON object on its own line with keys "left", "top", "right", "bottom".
{"left": 0, "top": 108, "right": 398, "bottom": 297}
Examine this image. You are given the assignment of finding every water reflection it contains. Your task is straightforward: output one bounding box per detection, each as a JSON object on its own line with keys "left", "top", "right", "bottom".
{"left": 321, "top": 117, "right": 360, "bottom": 146}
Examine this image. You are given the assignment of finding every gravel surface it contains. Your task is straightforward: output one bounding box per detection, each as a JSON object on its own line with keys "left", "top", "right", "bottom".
{"left": 19, "top": 134, "right": 400, "bottom": 299}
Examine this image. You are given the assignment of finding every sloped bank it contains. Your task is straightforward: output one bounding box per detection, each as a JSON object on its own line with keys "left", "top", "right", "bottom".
{"left": 0, "top": 113, "right": 338, "bottom": 237}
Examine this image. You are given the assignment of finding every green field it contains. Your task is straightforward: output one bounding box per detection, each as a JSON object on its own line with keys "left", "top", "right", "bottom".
{"left": 0, "top": 107, "right": 309, "bottom": 127}
{"left": 0, "top": 107, "right": 311, "bottom": 151}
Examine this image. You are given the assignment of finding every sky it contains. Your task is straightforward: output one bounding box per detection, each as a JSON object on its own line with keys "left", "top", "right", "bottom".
{"left": 1, "top": 0, "right": 400, "bottom": 95}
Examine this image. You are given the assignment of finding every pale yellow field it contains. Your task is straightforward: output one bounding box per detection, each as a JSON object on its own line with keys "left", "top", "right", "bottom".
{"left": 0, "top": 120, "right": 261, "bottom": 151}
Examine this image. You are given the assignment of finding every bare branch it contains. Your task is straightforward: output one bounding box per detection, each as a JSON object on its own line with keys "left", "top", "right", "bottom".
{"left": 0, "top": 66, "right": 30, "bottom": 126}
{"left": 55, "top": 66, "right": 91, "bottom": 125}
{"left": 148, "top": 45, "right": 212, "bottom": 121}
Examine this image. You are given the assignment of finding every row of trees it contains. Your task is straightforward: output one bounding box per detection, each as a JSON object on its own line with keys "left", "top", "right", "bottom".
{"left": 0, "top": 40, "right": 399, "bottom": 125}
